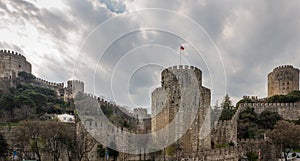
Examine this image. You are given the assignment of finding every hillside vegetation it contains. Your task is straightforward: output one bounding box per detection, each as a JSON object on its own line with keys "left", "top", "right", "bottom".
{"left": 0, "top": 74, "right": 72, "bottom": 122}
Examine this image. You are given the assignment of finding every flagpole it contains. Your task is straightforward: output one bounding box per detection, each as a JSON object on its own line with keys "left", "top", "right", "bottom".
{"left": 180, "top": 48, "right": 181, "bottom": 65}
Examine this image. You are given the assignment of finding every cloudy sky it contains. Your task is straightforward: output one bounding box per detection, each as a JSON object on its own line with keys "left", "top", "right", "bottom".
{"left": 1, "top": 0, "right": 300, "bottom": 111}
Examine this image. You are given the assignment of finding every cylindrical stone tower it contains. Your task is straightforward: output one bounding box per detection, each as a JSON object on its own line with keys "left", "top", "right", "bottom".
{"left": 0, "top": 49, "right": 31, "bottom": 78}
{"left": 268, "top": 65, "right": 299, "bottom": 97}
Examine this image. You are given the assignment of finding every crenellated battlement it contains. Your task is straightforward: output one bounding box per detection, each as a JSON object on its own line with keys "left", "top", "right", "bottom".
{"left": 273, "top": 65, "right": 296, "bottom": 72}
{"left": 82, "top": 93, "right": 118, "bottom": 108}
{"left": 34, "top": 77, "right": 64, "bottom": 87}
{"left": 239, "top": 102, "right": 299, "bottom": 108}
{"left": 0, "top": 49, "right": 26, "bottom": 60}
{"left": 133, "top": 107, "right": 147, "bottom": 112}
{"left": 163, "top": 65, "right": 202, "bottom": 74}
{"left": 68, "top": 80, "right": 84, "bottom": 85}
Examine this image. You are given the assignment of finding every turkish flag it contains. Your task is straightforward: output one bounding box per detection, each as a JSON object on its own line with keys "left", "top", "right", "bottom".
{"left": 180, "top": 46, "right": 184, "bottom": 50}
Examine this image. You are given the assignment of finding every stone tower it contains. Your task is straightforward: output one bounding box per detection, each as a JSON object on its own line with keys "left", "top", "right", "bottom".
{"left": 64, "top": 80, "right": 84, "bottom": 101}
{"left": 151, "top": 65, "right": 211, "bottom": 157}
{"left": 268, "top": 65, "right": 299, "bottom": 97}
{"left": 0, "top": 49, "right": 31, "bottom": 78}
{"left": 133, "top": 108, "right": 148, "bottom": 120}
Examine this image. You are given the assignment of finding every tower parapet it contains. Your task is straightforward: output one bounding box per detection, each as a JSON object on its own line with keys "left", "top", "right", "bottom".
{"left": 0, "top": 49, "right": 26, "bottom": 60}
{"left": 161, "top": 65, "right": 202, "bottom": 89}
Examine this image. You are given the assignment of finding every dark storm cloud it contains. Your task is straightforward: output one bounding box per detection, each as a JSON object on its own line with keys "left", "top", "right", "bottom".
{"left": 2, "top": 0, "right": 300, "bottom": 106}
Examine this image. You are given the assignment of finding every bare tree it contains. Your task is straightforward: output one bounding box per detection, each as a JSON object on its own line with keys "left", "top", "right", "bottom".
{"left": 15, "top": 121, "right": 76, "bottom": 161}
{"left": 76, "top": 123, "right": 96, "bottom": 161}
{"left": 15, "top": 121, "right": 43, "bottom": 161}
{"left": 41, "top": 122, "right": 74, "bottom": 161}
{"left": 267, "top": 120, "right": 300, "bottom": 161}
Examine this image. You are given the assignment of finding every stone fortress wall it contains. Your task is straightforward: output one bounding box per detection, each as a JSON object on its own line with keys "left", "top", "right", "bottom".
{"left": 268, "top": 65, "right": 299, "bottom": 97}
{"left": 29, "top": 78, "right": 84, "bottom": 101}
{"left": 74, "top": 92, "right": 149, "bottom": 157}
{"left": 238, "top": 102, "right": 300, "bottom": 120}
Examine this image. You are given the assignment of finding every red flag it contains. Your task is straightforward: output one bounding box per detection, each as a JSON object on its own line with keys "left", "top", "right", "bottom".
{"left": 180, "top": 46, "right": 184, "bottom": 50}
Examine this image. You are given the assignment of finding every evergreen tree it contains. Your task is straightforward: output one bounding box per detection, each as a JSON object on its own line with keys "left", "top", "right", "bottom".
{"left": 219, "top": 94, "right": 236, "bottom": 120}
{"left": 221, "top": 94, "right": 234, "bottom": 109}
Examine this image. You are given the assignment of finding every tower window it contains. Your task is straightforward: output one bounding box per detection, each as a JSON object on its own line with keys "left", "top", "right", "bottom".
{"left": 18, "top": 65, "right": 21, "bottom": 68}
